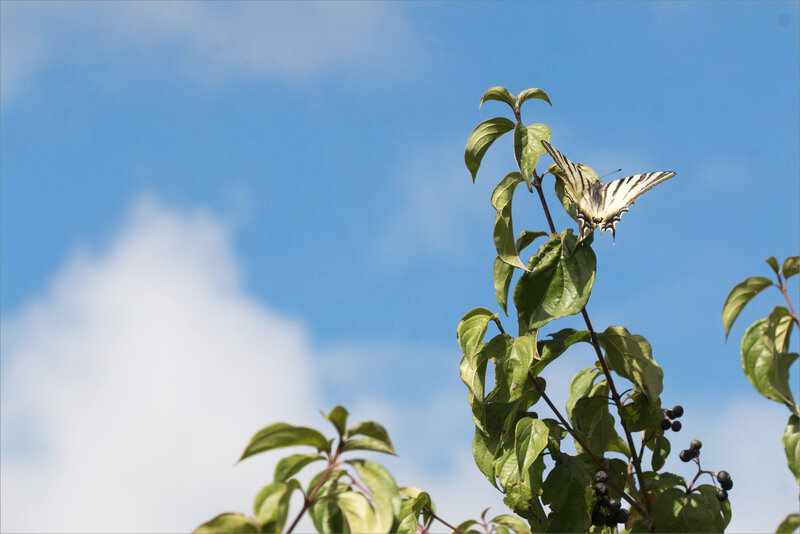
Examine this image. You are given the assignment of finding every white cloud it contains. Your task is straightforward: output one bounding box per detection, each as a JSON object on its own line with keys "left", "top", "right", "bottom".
{"left": 0, "top": 197, "right": 321, "bottom": 532}
{"left": 0, "top": 2, "right": 423, "bottom": 104}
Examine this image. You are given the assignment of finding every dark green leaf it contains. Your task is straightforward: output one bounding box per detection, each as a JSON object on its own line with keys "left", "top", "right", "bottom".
{"left": 722, "top": 276, "right": 773, "bottom": 339}
{"left": 514, "top": 230, "right": 596, "bottom": 333}
{"left": 649, "top": 434, "right": 671, "bottom": 471}
{"left": 473, "top": 425, "right": 500, "bottom": 488}
{"left": 324, "top": 406, "right": 349, "bottom": 437}
{"left": 598, "top": 326, "right": 663, "bottom": 405}
{"left": 784, "top": 415, "right": 800, "bottom": 484}
{"left": 194, "top": 513, "right": 259, "bottom": 534}
{"left": 515, "top": 417, "right": 549, "bottom": 480}
{"left": 777, "top": 513, "right": 800, "bottom": 534}
{"left": 492, "top": 172, "right": 527, "bottom": 270}
{"left": 783, "top": 256, "right": 800, "bottom": 279}
{"left": 541, "top": 418, "right": 566, "bottom": 455}
{"left": 541, "top": 454, "right": 593, "bottom": 533}
{"left": 650, "top": 485, "right": 726, "bottom": 533}
{"left": 516, "top": 231, "right": 549, "bottom": 254}
{"left": 553, "top": 171, "right": 579, "bottom": 225}
{"left": 479, "top": 86, "right": 516, "bottom": 110}
{"left": 767, "top": 256, "right": 781, "bottom": 275}
{"left": 619, "top": 392, "right": 660, "bottom": 432}
{"left": 253, "top": 479, "right": 299, "bottom": 533}
{"left": 494, "top": 256, "right": 515, "bottom": 315}
{"left": 535, "top": 330, "right": 591, "bottom": 376}
{"left": 641, "top": 471, "right": 687, "bottom": 495}
{"left": 515, "top": 88, "right": 552, "bottom": 109}
{"left": 571, "top": 393, "right": 624, "bottom": 456}
{"left": 239, "top": 423, "right": 330, "bottom": 461}
{"left": 273, "top": 453, "right": 324, "bottom": 482}
{"left": 514, "top": 123, "right": 551, "bottom": 187}
{"left": 487, "top": 334, "right": 537, "bottom": 404}
{"left": 465, "top": 117, "right": 516, "bottom": 181}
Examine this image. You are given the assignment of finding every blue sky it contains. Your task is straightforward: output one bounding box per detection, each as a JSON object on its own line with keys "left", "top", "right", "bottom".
{"left": 1, "top": 2, "right": 798, "bottom": 532}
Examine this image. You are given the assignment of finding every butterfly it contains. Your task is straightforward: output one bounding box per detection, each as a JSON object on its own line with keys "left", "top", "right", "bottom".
{"left": 541, "top": 140, "right": 676, "bottom": 240}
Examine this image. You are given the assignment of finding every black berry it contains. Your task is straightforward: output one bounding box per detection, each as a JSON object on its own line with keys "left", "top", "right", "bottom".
{"left": 594, "top": 471, "right": 608, "bottom": 484}
{"left": 594, "top": 482, "right": 608, "bottom": 496}
{"left": 597, "top": 495, "right": 609, "bottom": 506}
{"left": 671, "top": 420, "right": 682, "bottom": 432}
{"left": 672, "top": 405, "right": 684, "bottom": 418}
{"left": 679, "top": 449, "right": 695, "bottom": 462}
{"left": 591, "top": 509, "right": 606, "bottom": 526}
{"left": 690, "top": 439, "right": 702, "bottom": 451}
{"left": 716, "top": 489, "right": 728, "bottom": 502}
{"left": 660, "top": 418, "right": 672, "bottom": 430}
{"left": 615, "top": 508, "right": 630, "bottom": 524}
{"left": 607, "top": 498, "right": 621, "bottom": 512}
{"left": 605, "top": 513, "right": 617, "bottom": 527}
{"left": 717, "top": 471, "right": 733, "bottom": 490}
{"left": 665, "top": 408, "right": 674, "bottom": 419}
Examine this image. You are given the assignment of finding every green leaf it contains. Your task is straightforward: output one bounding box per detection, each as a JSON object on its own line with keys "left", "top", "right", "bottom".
{"left": 650, "top": 485, "right": 726, "bottom": 533}
{"left": 553, "top": 172, "right": 579, "bottom": 225}
{"left": 457, "top": 308, "right": 496, "bottom": 359}
{"left": 492, "top": 172, "right": 527, "bottom": 270}
{"left": 619, "top": 392, "right": 660, "bottom": 432}
{"left": 514, "top": 123, "right": 551, "bottom": 187}
{"left": 274, "top": 453, "right": 325, "bottom": 482}
{"left": 571, "top": 392, "right": 625, "bottom": 456}
{"left": 777, "top": 513, "right": 800, "bottom": 534}
{"left": 541, "top": 454, "right": 593, "bottom": 533}
{"left": 307, "top": 469, "right": 347, "bottom": 534}
{"left": 767, "top": 256, "right": 781, "bottom": 275}
{"left": 347, "top": 460, "right": 400, "bottom": 533}
{"left": 741, "top": 309, "right": 797, "bottom": 406}
{"left": 649, "top": 434, "right": 671, "bottom": 471}
{"left": 515, "top": 417, "right": 549, "bottom": 480}
{"left": 516, "top": 231, "right": 549, "bottom": 253}
{"left": 487, "top": 333, "right": 537, "bottom": 404}
{"left": 534, "top": 329, "right": 591, "bottom": 376}
{"left": 396, "top": 500, "right": 419, "bottom": 534}
{"left": 565, "top": 366, "right": 601, "bottom": 420}
{"left": 343, "top": 436, "right": 397, "bottom": 456}
{"left": 514, "top": 229, "right": 596, "bottom": 333}
{"left": 491, "top": 514, "right": 532, "bottom": 534}
{"left": 494, "top": 256, "right": 515, "bottom": 315}
{"left": 465, "top": 117, "right": 516, "bottom": 181}
{"left": 641, "top": 471, "right": 687, "bottom": 495}
{"left": 479, "top": 86, "right": 516, "bottom": 110}
{"left": 194, "top": 513, "right": 259, "bottom": 534}
{"left": 239, "top": 423, "right": 330, "bottom": 461}
{"left": 784, "top": 415, "right": 800, "bottom": 485}
{"left": 335, "top": 491, "right": 380, "bottom": 533}
{"left": 598, "top": 326, "right": 663, "bottom": 404}
{"left": 324, "top": 406, "right": 349, "bottom": 437}
{"left": 515, "top": 88, "right": 552, "bottom": 109}
{"left": 454, "top": 519, "right": 481, "bottom": 533}
{"left": 783, "top": 256, "right": 800, "bottom": 279}
{"left": 473, "top": 425, "right": 500, "bottom": 489}
{"left": 253, "top": 479, "right": 300, "bottom": 533}
{"left": 722, "top": 276, "right": 773, "bottom": 339}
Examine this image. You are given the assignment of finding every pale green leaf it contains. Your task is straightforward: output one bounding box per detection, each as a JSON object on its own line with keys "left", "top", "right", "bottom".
{"left": 777, "top": 513, "right": 800, "bottom": 533}
{"left": 598, "top": 326, "right": 663, "bottom": 404}
{"left": 324, "top": 406, "right": 348, "bottom": 437}
{"left": 494, "top": 256, "right": 515, "bottom": 315}
{"left": 335, "top": 491, "right": 380, "bottom": 533}
{"left": 457, "top": 308, "right": 496, "bottom": 359}
{"left": 479, "top": 86, "right": 516, "bottom": 110}
{"left": 487, "top": 333, "right": 537, "bottom": 404}
{"left": 515, "top": 88, "right": 552, "bottom": 109}
{"left": 347, "top": 460, "right": 400, "bottom": 533}
{"left": 194, "top": 513, "right": 259, "bottom": 534}
{"left": 465, "top": 117, "right": 515, "bottom": 181}
{"left": 239, "top": 423, "right": 330, "bottom": 461}
{"left": 784, "top": 415, "right": 800, "bottom": 485}
{"left": 342, "top": 436, "right": 396, "bottom": 455}
{"left": 514, "top": 123, "right": 551, "bottom": 186}
{"left": 491, "top": 514, "right": 532, "bottom": 534}
{"left": 514, "top": 417, "right": 549, "bottom": 480}
{"left": 274, "top": 453, "right": 324, "bottom": 482}
{"left": 722, "top": 276, "right": 773, "bottom": 339}
{"left": 741, "top": 309, "right": 797, "bottom": 406}
{"left": 253, "top": 479, "right": 299, "bottom": 533}
{"left": 491, "top": 172, "right": 527, "bottom": 270}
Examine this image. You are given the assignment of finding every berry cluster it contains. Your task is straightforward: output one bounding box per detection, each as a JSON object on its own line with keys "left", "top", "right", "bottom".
{"left": 590, "top": 471, "right": 629, "bottom": 527}
{"left": 659, "top": 404, "right": 684, "bottom": 432}
{"left": 715, "top": 470, "right": 733, "bottom": 502}
{"left": 679, "top": 439, "right": 702, "bottom": 462}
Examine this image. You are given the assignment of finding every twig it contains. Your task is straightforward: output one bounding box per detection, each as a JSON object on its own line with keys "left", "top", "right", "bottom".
{"left": 286, "top": 451, "right": 341, "bottom": 534}
{"left": 776, "top": 273, "right": 800, "bottom": 330}
{"left": 492, "top": 316, "right": 506, "bottom": 334}
{"left": 425, "top": 508, "right": 464, "bottom": 534}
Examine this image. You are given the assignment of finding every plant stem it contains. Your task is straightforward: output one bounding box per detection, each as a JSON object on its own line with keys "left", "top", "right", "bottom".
{"left": 531, "top": 177, "right": 651, "bottom": 514}
{"left": 776, "top": 274, "right": 800, "bottom": 330}
{"left": 286, "top": 451, "right": 341, "bottom": 534}
{"left": 426, "top": 508, "right": 464, "bottom": 534}
{"left": 529, "top": 373, "right": 647, "bottom": 520}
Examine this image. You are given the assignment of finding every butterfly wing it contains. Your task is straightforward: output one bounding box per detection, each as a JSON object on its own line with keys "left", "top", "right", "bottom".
{"left": 597, "top": 171, "right": 676, "bottom": 236}
{"left": 541, "top": 141, "right": 602, "bottom": 237}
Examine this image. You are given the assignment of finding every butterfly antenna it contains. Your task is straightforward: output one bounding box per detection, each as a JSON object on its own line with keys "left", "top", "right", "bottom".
{"left": 601, "top": 168, "right": 623, "bottom": 179}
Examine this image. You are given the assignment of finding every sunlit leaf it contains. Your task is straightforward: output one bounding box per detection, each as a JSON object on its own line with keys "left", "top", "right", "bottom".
{"left": 492, "top": 514, "right": 532, "bottom": 534}
{"left": 515, "top": 417, "right": 549, "bottom": 480}
{"left": 324, "top": 406, "right": 349, "bottom": 437}
{"left": 777, "top": 513, "right": 800, "bottom": 534}
{"left": 465, "top": 117, "right": 515, "bottom": 181}
{"left": 783, "top": 256, "right": 800, "bottom": 279}
{"left": 194, "top": 513, "right": 259, "bottom": 534}
{"left": 722, "top": 276, "right": 773, "bottom": 339}
{"left": 347, "top": 460, "right": 400, "bottom": 533}
{"left": 253, "top": 479, "right": 300, "bottom": 533}
{"left": 492, "top": 172, "right": 527, "bottom": 270}
{"left": 335, "top": 491, "right": 380, "bottom": 533}
{"left": 274, "top": 453, "right": 325, "bottom": 482}
{"left": 480, "top": 86, "right": 516, "bottom": 110}
{"left": 784, "top": 415, "right": 800, "bottom": 485}
{"left": 487, "top": 333, "right": 537, "bottom": 404}
{"left": 741, "top": 308, "right": 797, "bottom": 406}
{"left": 239, "top": 423, "right": 330, "bottom": 461}
{"left": 514, "top": 123, "right": 551, "bottom": 187}
{"left": 598, "top": 326, "right": 663, "bottom": 405}
{"left": 515, "top": 88, "right": 552, "bottom": 109}
{"left": 494, "top": 256, "right": 515, "bottom": 315}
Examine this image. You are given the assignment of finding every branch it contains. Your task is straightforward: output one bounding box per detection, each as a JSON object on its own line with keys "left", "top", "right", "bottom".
{"left": 777, "top": 273, "right": 800, "bottom": 330}
{"left": 425, "top": 508, "right": 464, "bottom": 534}
{"left": 286, "top": 452, "right": 341, "bottom": 534}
